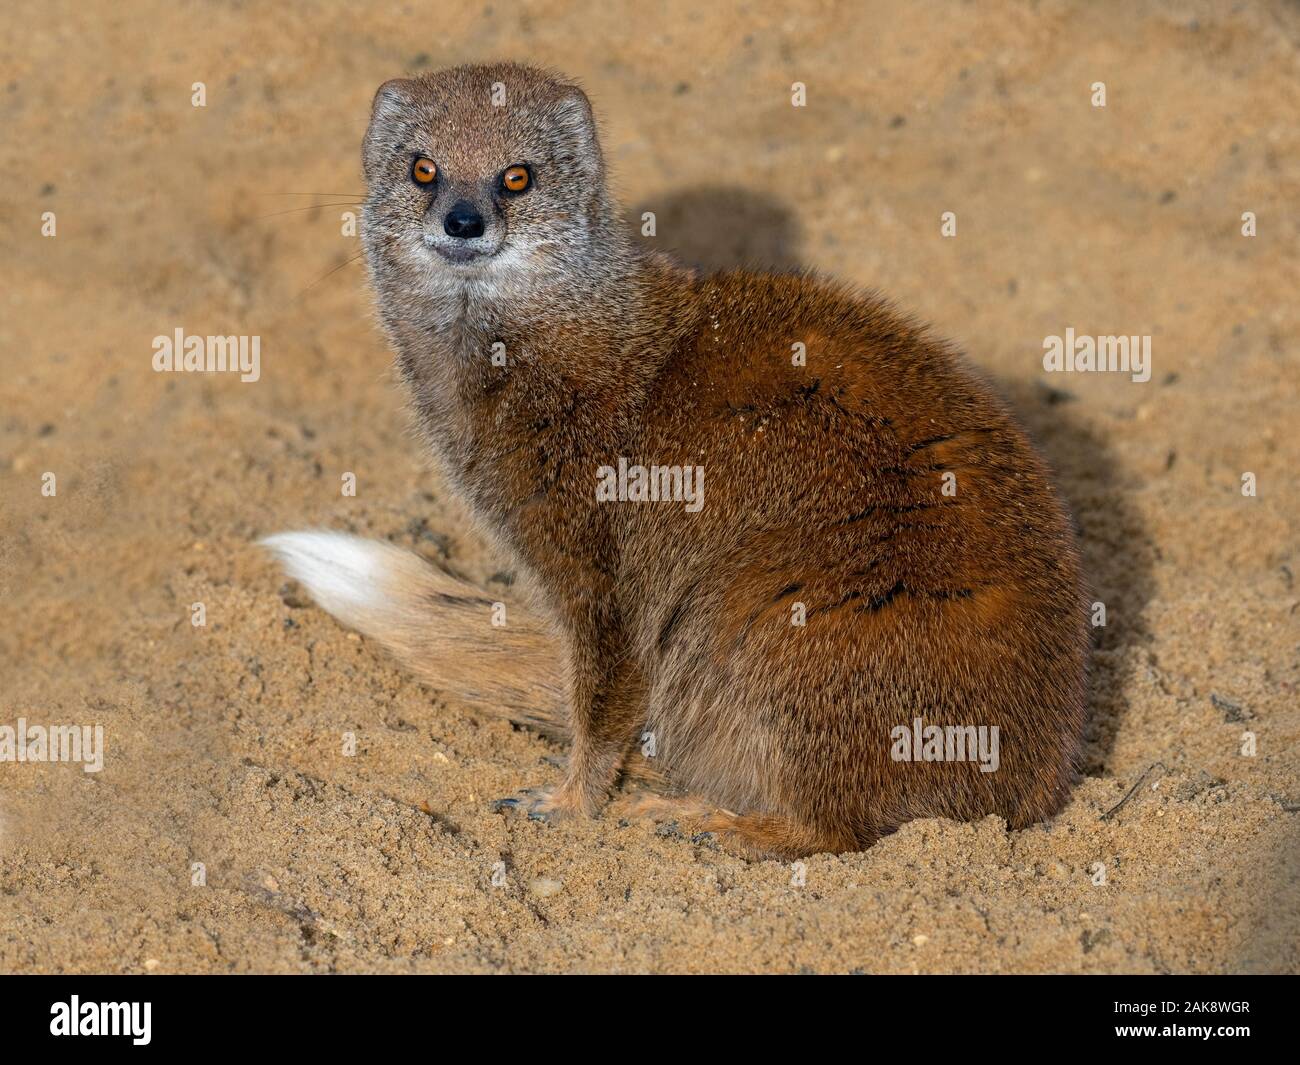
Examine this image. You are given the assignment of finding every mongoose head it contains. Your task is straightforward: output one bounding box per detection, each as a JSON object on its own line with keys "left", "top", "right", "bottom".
{"left": 361, "top": 63, "right": 613, "bottom": 292}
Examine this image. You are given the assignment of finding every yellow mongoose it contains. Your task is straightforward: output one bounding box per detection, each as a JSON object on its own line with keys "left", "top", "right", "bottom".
{"left": 265, "top": 63, "right": 1088, "bottom": 858}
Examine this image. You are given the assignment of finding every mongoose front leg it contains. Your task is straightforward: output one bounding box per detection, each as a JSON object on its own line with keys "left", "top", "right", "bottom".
{"left": 522, "top": 620, "right": 644, "bottom": 820}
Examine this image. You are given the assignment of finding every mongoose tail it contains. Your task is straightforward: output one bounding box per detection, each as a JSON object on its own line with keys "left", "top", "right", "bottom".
{"left": 259, "top": 531, "right": 570, "bottom": 740}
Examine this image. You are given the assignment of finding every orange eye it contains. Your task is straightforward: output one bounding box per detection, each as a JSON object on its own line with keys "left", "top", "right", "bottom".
{"left": 411, "top": 158, "right": 438, "bottom": 185}
{"left": 501, "top": 165, "right": 531, "bottom": 193}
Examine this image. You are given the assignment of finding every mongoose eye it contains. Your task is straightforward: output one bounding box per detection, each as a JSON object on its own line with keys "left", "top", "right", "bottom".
{"left": 411, "top": 158, "right": 438, "bottom": 185}
{"left": 500, "top": 165, "right": 531, "bottom": 194}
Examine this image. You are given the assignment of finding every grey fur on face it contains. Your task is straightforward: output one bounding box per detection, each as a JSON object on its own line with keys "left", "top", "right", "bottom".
{"left": 361, "top": 63, "right": 630, "bottom": 317}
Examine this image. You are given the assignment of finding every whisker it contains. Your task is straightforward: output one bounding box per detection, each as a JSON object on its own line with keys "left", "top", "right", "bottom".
{"left": 255, "top": 202, "right": 363, "bottom": 220}
{"left": 279, "top": 251, "right": 366, "bottom": 312}
{"left": 262, "top": 192, "right": 366, "bottom": 199}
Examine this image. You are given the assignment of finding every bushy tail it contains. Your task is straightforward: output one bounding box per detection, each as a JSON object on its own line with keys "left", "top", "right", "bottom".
{"left": 260, "top": 531, "right": 570, "bottom": 739}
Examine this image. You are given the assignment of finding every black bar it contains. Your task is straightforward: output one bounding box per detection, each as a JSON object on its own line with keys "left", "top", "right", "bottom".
{"left": 3, "top": 974, "right": 1290, "bottom": 1051}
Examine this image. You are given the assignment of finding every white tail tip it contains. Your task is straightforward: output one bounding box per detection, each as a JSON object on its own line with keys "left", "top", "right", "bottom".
{"left": 259, "top": 530, "right": 401, "bottom": 621}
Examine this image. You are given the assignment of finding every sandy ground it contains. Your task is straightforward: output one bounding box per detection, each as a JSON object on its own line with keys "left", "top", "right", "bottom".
{"left": 0, "top": 0, "right": 1296, "bottom": 974}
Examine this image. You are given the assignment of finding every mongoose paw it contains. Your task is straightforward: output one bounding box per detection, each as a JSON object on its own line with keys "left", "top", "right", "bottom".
{"left": 492, "top": 786, "right": 586, "bottom": 823}
{"left": 491, "top": 794, "right": 547, "bottom": 820}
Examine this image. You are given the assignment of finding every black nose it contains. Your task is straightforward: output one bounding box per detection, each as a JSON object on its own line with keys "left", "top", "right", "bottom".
{"left": 443, "top": 202, "right": 485, "bottom": 239}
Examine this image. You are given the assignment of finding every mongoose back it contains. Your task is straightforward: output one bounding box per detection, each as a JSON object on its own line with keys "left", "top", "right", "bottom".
{"left": 265, "top": 62, "right": 1088, "bottom": 859}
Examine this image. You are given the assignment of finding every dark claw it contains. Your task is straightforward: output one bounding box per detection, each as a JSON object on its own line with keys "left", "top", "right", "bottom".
{"left": 493, "top": 789, "right": 554, "bottom": 821}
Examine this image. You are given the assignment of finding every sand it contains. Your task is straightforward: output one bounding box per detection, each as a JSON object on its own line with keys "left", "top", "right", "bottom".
{"left": 0, "top": 0, "right": 1296, "bottom": 974}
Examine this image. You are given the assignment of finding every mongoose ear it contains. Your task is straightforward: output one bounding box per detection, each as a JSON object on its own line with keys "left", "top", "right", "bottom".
{"left": 370, "top": 78, "right": 415, "bottom": 124}
{"left": 551, "top": 84, "right": 604, "bottom": 180}
{"left": 363, "top": 79, "right": 416, "bottom": 179}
